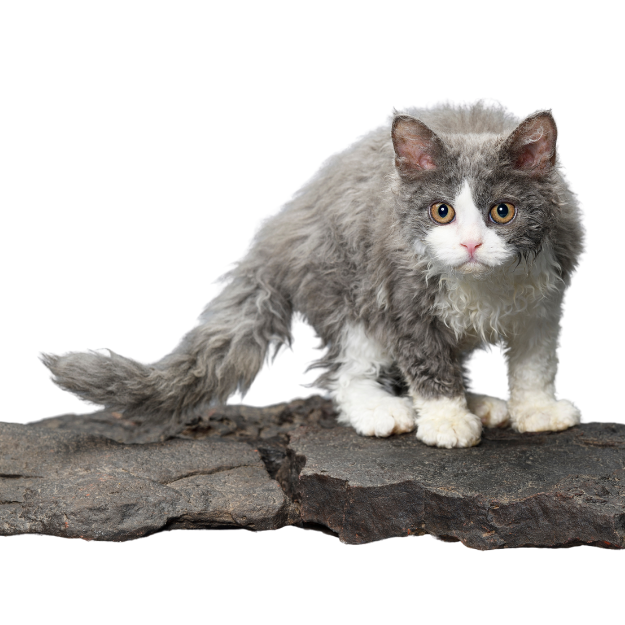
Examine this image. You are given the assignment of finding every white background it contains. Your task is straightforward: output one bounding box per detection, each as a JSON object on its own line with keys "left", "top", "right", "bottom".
{"left": 1, "top": 1, "right": 623, "bottom": 623}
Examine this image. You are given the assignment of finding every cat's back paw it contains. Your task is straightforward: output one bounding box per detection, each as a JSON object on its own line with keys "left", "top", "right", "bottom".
{"left": 466, "top": 393, "right": 509, "bottom": 428}
{"left": 510, "top": 398, "right": 580, "bottom": 433}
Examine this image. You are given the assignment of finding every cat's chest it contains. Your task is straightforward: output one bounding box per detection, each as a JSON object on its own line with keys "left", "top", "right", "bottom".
{"left": 431, "top": 264, "right": 560, "bottom": 344}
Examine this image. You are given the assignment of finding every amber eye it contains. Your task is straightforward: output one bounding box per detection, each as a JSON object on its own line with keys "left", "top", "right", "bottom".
{"left": 430, "top": 202, "right": 455, "bottom": 224}
{"left": 490, "top": 202, "right": 516, "bottom": 224}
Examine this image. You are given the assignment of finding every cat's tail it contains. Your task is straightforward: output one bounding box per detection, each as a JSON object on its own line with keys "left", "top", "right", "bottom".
{"left": 42, "top": 268, "right": 293, "bottom": 432}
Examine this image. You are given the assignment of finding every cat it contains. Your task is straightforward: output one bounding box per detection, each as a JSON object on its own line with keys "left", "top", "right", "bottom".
{"left": 43, "top": 102, "right": 583, "bottom": 448}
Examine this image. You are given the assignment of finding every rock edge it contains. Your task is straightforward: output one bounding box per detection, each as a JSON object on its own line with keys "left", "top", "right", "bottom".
{"left": 1, "top": 396, "right": 624, "bottom": 549}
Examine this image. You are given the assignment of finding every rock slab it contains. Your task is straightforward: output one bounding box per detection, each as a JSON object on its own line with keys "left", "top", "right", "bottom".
{"left": 285, "top": 423, "right": 625, "bottom": 549}
{"left": 0, "top": 422, "right": 295, "bottom": 541}
{"left": 2, "top": 396, "right": 625, "bottom": 549}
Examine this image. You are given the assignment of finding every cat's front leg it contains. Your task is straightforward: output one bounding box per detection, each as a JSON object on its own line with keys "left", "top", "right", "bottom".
{"left": 395, "top": 330, "right": 481, "bottom": 448}
{"left": 505, "top": 300, "right": 580, "bottom": 433}
{"left": 411, "top": 393, "right": 482, "bottom": 448}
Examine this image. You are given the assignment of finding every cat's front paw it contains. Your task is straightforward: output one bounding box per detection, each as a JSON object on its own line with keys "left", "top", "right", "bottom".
{"left": 466, "top": 393, "right": 509, "bottom": 428}
{"left": 339, "top": 395, "right": 416, "bottom": 437}
{"left": 510, "top": 398, "right": 580, "bottom": 433}
{"left": 414, "top": 397, "right": 482, "bottom": 448}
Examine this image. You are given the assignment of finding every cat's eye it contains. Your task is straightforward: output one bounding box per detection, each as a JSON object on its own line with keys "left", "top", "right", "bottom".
{"left": 489, "top": 202, "right": 516, "bottom": 224}
{"left": 430, "top": 202, "right": 455, "bottom": 224}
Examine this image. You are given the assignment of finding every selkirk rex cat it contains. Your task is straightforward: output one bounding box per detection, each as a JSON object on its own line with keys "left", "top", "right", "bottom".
{"left": 44, "top": 102, "right": 583, "bottom": 448}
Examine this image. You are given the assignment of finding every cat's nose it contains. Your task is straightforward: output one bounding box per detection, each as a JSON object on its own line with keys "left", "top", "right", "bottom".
{"left": 460, "top": 241, "right": 483, "bottom": 257}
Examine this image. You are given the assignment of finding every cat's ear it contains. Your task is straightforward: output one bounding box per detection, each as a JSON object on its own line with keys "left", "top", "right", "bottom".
{"left": 502, "top": 111, "right": 558, "bottom": 176}
{"left": 392, "top": 115, "right": 444, "bottom": 177}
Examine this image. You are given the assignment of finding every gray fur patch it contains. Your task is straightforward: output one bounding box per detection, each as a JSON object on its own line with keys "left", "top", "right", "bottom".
{"left": 45, "top": 102, "right": 583, "bottom": 430}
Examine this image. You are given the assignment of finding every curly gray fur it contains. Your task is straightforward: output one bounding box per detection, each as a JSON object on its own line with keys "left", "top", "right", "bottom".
{"left": 44, "top": 101, "right": 583, "bottom": 432}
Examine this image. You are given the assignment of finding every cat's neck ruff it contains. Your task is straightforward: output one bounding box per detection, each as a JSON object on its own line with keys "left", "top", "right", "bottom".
{"left": 429, "top": 246, "right": 562, "bottom": 344}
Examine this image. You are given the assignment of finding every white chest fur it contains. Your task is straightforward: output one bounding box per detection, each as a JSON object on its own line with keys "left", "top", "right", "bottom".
{"left": 432, "top": 248, "right": 562, "bottom": 344}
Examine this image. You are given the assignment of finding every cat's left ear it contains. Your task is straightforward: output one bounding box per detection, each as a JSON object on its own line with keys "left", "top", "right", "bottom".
{"left": 502, "top": 111, "right": 558, "bottom": 176}
{"left": 392, "top": 115, "right": 445, "bottom": 178}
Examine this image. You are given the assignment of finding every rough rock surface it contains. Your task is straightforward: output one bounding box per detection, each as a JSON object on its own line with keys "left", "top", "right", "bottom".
{"left": 28, "top": 395, "right": 337, "bottom": 478}
{"left": 0, "top": 422, "right": 296, "bottom": 540}
{"left": 284, "top": 422, "right": 625, "bottom": 549}
{"left": 2, "top": 395, "right": 625, "bottom": 549}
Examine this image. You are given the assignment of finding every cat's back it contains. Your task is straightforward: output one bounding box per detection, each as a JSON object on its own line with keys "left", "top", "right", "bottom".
{"left": 286, "top": 102, "right": 519, "bottom": 215}
{"left": 404, "top": 102, "right": 520, "bottom": 136}
{"left": 253, "top": 103, "right": 528, "bottom": 269}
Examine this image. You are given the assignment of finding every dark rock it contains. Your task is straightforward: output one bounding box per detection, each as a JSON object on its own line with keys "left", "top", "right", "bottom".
{"left": 0, "top": 422, "right": 297, "bottom": 541}
{"left": 284, "top": 423, "right": 625, "bottom": 549}
{"left": 30, "top": 395, "right": 338, "bottom": 479}
{"left": 31, "top": 395, "right": 337, "bottom": 441}
{"left": 5, "top": 396, "right": 625, "bottom": 549}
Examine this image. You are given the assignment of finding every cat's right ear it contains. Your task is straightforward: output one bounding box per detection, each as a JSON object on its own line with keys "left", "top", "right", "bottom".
{"left": 392, "top": 116, "right": 444, "bottom": 178}
{"left": 501, "top": 111, "right": 558, "bottom": 176}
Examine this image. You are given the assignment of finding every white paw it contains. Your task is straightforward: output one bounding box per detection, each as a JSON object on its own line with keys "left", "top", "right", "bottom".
{"left": 416, "top": 412, "right": 482, "bottom": 448}
{"left": 466, "top": 393, "right": 509, "bottom": 428}
{"left": 510, "top": 398, "right": 580, "bottom": 433}
{"left": 413, "top": 396, "right": 482, "bottom": 448}
{"left": 339, "top": 395, "right": 416, "bottom": 437}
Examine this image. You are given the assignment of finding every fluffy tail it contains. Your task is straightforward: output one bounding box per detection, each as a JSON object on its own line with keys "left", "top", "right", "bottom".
{"left": 43, "top": 269, "right": 293, "bottom": 430}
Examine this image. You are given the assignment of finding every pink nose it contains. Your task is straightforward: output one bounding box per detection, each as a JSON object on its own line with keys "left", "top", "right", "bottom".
{"left": 460, "top": 242, "right": 483, "bottom": 257}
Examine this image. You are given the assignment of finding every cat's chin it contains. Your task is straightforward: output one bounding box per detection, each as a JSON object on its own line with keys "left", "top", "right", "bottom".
{"left": 455, "top": 260, "right": 491, "bottom": 276}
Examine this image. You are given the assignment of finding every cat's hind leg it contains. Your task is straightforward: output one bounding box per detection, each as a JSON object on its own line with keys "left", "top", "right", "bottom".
{"left": 328, "top": 324, "right": 416, "bottom": 437}
{"left": 466, "top": 392, "right": 509, "bottom": 428}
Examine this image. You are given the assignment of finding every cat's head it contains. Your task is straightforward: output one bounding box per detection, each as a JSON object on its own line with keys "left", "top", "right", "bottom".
{"left": 391, "top": 110, "right": 559, "bottom": 276}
